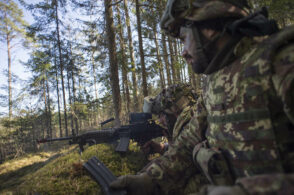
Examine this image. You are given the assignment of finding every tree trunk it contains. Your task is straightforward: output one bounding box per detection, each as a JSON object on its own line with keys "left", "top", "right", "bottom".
{"left": 40, "top": 114, "right": 45, "bottom": 139}
{"left": 196, "top": 74, "right": 202, "bottom": 92}
{"left": 161, "top": 34, "right": 174, "bottom": 85}
{"left": 91, "top": 52, "right": 99, "bottom": 126}
{"left": 54, "top": 0, "right": 68, "bottom": 136}
{"left": 42, "top": 79, "right": 49, "bottom": 138}
{"left": 135, "top": 0, "right": 148, "bottom": 97}
{"left": 123, "top": 0, "right": 139, "bottom": 112}
{"left": 71, "top": 69, "right": 79, "bottom": 135}
{"left": 168, "top": 36, "right": 178, "bottom": 83}
{"left": 45, "top": 72, "right": 53, "bottom": 139}
{"left": 189, "top": 66, "right": 197, "bottom": 89}
{"left": 54, "top": 57, "right": 63, "bottom": 137}
{"left": 173, "top": 39, "right": 182, "bottom": 82}
{"left": 69, "top": 46, "right": 79, "bottom": 135}
{"left": 6, "top": 33, "right": 12, "bottom": 121}
{"left": 66, "top": 68, "right": 74, "bottom": 135}
{"left": 32, "top": 121, "right": 37, "bottom": 151}
{"left": 115, "top": 4, "right": 131, "bottom": 115}
{"left": 104, "top": 0, "right": 121, "bottom": 127}
{"left": 153, "top": 22, "right": 165, "bottom": 89}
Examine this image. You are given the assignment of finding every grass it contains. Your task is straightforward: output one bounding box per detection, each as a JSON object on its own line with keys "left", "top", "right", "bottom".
{"left": 0, "top": 142, "right": 148, "bottom": 194}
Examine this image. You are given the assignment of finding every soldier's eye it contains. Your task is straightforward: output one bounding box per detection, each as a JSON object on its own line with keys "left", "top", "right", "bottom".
{"left": 179, "top": 33, "right": 186, "bottom": 42}
{"left": 179, "top": 27, "right": 189, "bottom": 42}
{"left": 179, "top": 37, "right": 184, "bottom": 42}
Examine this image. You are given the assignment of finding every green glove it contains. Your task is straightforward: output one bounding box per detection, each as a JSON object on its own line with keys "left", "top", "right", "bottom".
{"left": 110, "top": 173, "right": 158, "bottom": 195}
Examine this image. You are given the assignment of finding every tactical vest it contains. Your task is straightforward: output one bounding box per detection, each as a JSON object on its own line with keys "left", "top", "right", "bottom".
{"left": 202, "top": 26, "right": 294, "bottom": 181}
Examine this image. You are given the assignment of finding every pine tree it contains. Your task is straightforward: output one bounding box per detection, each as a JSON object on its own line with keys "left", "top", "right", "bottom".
{"left": 115, "top": 3, "right": 131, "bottom": 115}
{"left": 0, "top": 0, "right": 27, "bottom": 121}
{"left": 123, "top": 0, "right": 139, "bottom": 112}
{"left": 135, "top": 0, "right": 148, "bottom": 97}
{"left": 104, "top": 0, "right": 121, "bottom": 127}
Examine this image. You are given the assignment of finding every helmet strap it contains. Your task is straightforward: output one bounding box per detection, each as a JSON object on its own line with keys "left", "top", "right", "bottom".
{"left": 191, "top": 24, "right": 239, "bottom": 74}
{"left": 189, "top": 21, "right": 243, "bottom": 74}
{"left": 204, "top": 29, "right": 242, "bottom": 74}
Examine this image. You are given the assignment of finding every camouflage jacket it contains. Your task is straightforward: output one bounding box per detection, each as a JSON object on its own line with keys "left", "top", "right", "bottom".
{"left": 172, "top": 105, "right": 195, "bottom": 140}
{"left": 146, "top": 26, "right": 294, "bottom": 193}
{"left": 142, "top": 104, "right": 198, "bottom": 194}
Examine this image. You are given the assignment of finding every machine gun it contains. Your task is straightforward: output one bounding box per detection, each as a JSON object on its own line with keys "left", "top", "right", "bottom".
{"left": 37, "top": 113, "right": 164, "bottom": 152}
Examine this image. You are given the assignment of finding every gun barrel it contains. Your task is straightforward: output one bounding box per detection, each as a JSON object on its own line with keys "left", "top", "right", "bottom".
{"left": 100, "top": 117, "right": 115, "bottom": 126}
{"left": 37, "top": 136, "right": 73, "bottom": 143}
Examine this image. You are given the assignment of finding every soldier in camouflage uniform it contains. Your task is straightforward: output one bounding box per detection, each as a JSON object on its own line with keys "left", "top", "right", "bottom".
{"left": 111, "top": 0, "right": 294, "bottom": 194}
{"left": 141, "top": 83, "right": 198, "bottom": 155}
{"left": 111, "top": 84, "right": 202, "bottom": 195}
{"left": 140, "top": 84, "right": 208, "bottom": 195}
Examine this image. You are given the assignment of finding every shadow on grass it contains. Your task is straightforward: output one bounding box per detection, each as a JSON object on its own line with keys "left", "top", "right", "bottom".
{"left": 0, "top": 151, "right": 66, "bottom": 191}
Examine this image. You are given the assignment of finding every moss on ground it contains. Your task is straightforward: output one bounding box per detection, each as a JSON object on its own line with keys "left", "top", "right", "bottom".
{"left": 0, "top": 142, "right": 148, "bottom": 194}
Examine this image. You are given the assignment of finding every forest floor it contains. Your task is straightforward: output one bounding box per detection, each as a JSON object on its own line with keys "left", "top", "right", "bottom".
{"left": 0, "top": 141, "right": 149, "bottom": 194}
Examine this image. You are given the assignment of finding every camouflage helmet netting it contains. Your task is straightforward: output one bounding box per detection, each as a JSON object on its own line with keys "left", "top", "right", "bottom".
{"left": 151, "top": 84, "right": 197, "bottom": 115}
{"left": 160, "top": 0, "right": 249, "bottom": 37}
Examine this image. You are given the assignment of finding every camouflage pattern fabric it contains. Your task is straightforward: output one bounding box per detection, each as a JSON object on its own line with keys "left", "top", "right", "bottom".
{"left": 184, "top": 174, "right": 209, "bottom": 194}
{"left": 173, "top": 105, "right": 194, "bottom": 139}
{"left": 196, "top": 173, "right": 294, "bottom": 195}
{"left": 146, "top": 103, "right": 207, "bottom": 194}
{"left": 151, "top": 83, "right": 197, "bottom": 115}
{"left": 202, "top": 26, "right": 294, "bottom": 177}
{"left": 236, "top": 173, "right": 294, "bottom": 195}
{"left": 145, "top": 26, "right": 294, "bottom": 194}
{"left": 196, "top": 184, "right": 246, "bottom": 195}
{"left": 141, "top": 84, "right": 201, "bottom": 194}
{"left": 144, "top": 103, "right": 206, "bottom": 194}
{"left": 160, "top": 0, "right": 248, "bottom": 37}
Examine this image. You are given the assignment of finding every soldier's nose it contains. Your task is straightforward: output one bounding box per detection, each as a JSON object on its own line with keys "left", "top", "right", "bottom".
{"left": 182, "top": 49, "right": 192, "bottom": 61}
{"left": 182, "top": 49, "right": 188, "bottom": 58}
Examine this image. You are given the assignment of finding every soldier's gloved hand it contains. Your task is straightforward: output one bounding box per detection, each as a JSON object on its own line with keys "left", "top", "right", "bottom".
{"left": 110, "top": 172, "right": 157, "bottom": 195}
{"left": 198, "top": 185, "right": 246, "bottom": 195}
{"left": 142, "top": 140, "right": 165, "bottom": 155}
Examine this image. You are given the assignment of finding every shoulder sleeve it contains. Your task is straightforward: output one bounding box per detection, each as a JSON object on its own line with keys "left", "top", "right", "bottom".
{"left": 145, "top": 96, "right": 208, "bottom": 193}
{"left": 172, "top": 105, "right": 193, "bottom": 139}
{"left": 272, "top": 44, "right": 294, "bottom": 124}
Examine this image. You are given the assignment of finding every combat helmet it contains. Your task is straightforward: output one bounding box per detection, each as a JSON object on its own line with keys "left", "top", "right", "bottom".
{"left": 160, "top": 0, "right": 278, "bottom": 74}
{"left": 160, "top": 0, "right": 250, "bottom": 38}
{"left": 143, "top": 83, "right": 197, "bottom": 116}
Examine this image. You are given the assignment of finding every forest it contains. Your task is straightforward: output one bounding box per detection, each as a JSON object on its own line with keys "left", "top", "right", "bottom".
{"left": 0, "top": 0, "right": 294, "bottom": 194}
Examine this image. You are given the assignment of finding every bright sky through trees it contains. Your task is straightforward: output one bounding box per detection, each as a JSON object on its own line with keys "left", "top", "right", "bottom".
{"left": 0, "top": 1, "right": 34, "bottom": 116}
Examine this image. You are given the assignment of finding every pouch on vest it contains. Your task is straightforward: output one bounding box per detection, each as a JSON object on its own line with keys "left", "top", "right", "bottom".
{"left": 193, "top": 143, "right": 234, "bottom": 185}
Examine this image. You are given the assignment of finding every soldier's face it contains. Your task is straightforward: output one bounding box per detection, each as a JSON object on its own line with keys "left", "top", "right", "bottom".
{"left": 159, "top": 113, "right": 168, "bottom": 127}
{"left": 180, "top": 26, "right": 217, "bottom": 74}
{"left": 180, "top": 27, "right": 200, "bottom": 71}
